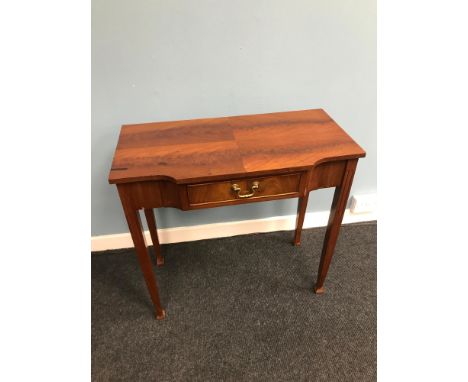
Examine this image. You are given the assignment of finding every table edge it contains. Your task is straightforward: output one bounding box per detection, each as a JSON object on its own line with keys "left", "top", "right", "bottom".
{"left": 108, "top": 153, "right": 366, "bottom": 185}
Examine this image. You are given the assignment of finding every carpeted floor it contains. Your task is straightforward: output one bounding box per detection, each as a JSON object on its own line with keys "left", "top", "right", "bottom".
{"left": 92, "top": 222, "right": 376, "bottom": 382}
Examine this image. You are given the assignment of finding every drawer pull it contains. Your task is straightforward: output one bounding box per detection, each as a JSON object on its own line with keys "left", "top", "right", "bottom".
{"left": 231, "top": 181, "right": 259, "bottom": 199}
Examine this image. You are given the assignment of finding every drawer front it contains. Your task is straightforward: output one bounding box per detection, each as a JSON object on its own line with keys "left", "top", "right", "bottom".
{"left": 187, "top": 173, "right": 301, "bottom": 207}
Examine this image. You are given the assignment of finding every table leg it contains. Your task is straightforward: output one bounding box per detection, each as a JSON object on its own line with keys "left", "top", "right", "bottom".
{"left": 118, "top": 189, "right": 165, "bottom": 319}
{"left": 314, "top": 159, "right": 357, "bottom": 294}
{"left": 294, "top": 192, "right": 309, "bottom": 246}
{"left": 144, "top": 208, "right": 165, "bottom": 267}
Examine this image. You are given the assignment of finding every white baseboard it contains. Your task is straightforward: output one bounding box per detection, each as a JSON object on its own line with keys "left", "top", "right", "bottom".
{"left": 91, "top": 209, "right": 377, "bottom": 252}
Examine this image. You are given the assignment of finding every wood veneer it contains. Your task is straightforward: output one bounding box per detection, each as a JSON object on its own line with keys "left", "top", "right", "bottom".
{"left": 187, "top": 173, "right": 301, "bottom": 207}
{"left": 109, "top": 109, "right": 364, "bottom": 184}
{"left": 109, "top": 109, "right": 365, "bottom": 319}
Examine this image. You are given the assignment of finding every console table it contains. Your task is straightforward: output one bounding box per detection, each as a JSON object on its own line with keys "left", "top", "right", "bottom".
{"left": 109, "top": 109, "right": 365, "bottom": 319}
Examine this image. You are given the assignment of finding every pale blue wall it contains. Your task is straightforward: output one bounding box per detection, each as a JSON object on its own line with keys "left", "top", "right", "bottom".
{"left": 92, "top": 0, "right": 376, "bottom": 236}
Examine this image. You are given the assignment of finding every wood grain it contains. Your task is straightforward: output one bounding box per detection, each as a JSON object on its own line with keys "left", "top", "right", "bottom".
{"left": 144, "top": 208, "right": 164, "bottom": 267}
{"left": 109, "top": 109, "right": 365, "bottom": 184}
{"left": 314, "top": 159, "right": 358, "bottom": 294}
{"left": 187, "top": 173, "right": 300, "bottom": 207}
{"left": 117, "top": 185, "right": 166, "bottom": 319}
{"left": 294, "top": 171, "right": 311, "bottom": 246}
{"left": 308, "top": 161, "right": 347, "bottom": 190}
{"left": 109, "top": 109, "right": 366, "bottom": 319}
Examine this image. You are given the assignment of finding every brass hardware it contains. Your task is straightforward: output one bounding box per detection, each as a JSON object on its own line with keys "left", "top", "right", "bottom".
{"left": 231, "top": 181, "right": 260, "bottom": 198}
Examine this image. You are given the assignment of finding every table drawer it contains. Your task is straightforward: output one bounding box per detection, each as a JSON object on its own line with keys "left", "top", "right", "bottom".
{"left": 187, "top": 173, "right": 301, "bottom": 207}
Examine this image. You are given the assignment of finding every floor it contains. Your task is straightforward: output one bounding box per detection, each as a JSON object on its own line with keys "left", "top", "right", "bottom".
{"left": 92, "top": 222, "right": 376, "bottom": 381}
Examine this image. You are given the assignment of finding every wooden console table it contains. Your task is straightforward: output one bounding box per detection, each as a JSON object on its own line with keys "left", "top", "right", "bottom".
{"left": 109, "top": 109, "right": 365, "bottom": 319}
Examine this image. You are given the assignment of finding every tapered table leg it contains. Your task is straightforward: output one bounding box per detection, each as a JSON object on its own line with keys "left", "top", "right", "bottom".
{"left": 294, "top": 192, "right": 309, "bottom": 246}
{"left": 144, "top": 208, "right": 165, "bottom": 267}
{"left": 314, "top": 159, "right": 357, "bottom": 294}
{"left": 118, "top": 187, "right": 165, "bottom": 319}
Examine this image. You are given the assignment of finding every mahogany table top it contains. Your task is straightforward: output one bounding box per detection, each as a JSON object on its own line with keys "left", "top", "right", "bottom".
{"left": 109, "top": 109, "right": 365, "bottom": 184}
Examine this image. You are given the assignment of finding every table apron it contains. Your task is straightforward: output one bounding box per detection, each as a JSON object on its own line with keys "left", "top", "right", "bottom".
{"left": 116, "top": 160, "right": 348, "bottom": 210}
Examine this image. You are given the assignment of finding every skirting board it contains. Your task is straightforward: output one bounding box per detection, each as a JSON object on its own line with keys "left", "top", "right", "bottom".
{"left": 91, "top": 209, "right": 377, "bottom": 252}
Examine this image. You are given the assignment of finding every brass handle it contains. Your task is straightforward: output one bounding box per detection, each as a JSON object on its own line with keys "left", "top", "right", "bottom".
{"left": 231, "top": 181, "right": 260, "bottom": 199}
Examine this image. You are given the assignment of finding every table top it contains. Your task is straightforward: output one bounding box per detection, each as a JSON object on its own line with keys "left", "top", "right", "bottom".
{"left": 109, "top": 109, "right": 365, "bottom": 184}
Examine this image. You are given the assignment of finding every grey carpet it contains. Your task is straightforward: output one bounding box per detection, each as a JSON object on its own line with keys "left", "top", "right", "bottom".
{"left": 92, "top": 222, "right": 376, "bottom": 382}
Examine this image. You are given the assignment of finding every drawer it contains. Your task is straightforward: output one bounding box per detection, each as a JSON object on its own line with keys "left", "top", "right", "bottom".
{"left": 187, "top": 173, "right": 301, "bottom": 207}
